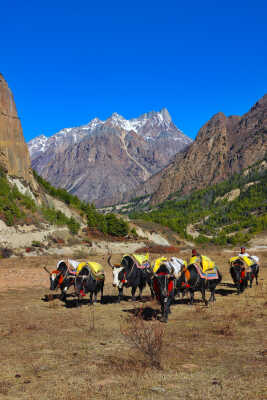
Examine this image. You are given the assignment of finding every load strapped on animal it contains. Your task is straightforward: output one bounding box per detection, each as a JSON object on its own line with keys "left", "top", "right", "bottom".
{"left": 76, "top": 261, "right": 105, "bottom": 281}
{"left": 75, "top": 261, "right": 105, "bottom": 304}
{"left": 122, "top": 253, "right": 150, "bottom": 269}
{"left": 108, "top": 253, "right": 154, "bottom": 302}
{"left": 188, "top": 254, "right": 220, "bottom": 280}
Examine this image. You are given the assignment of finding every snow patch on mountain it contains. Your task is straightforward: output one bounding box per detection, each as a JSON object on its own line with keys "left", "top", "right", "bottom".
{"left": 28, "top": 108, "right": 192, "bottom": 160}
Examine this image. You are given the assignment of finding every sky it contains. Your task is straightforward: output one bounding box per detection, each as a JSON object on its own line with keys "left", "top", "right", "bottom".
{"left": 1, "top": 0, "right": 266, "bottom": 141}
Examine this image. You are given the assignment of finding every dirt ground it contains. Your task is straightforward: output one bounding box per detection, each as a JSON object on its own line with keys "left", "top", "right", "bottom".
{"left": 0, "top": 249, "right": 266, "bottom": 399}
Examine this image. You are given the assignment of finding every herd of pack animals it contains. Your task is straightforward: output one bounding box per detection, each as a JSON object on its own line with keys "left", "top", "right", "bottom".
{"left": 43, "top": 247, "right": 260, "bottom": 323}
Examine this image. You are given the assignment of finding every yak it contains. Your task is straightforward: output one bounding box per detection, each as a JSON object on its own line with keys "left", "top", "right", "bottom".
{"left": 177, "top": 263, "right": 222, "bottom": 305}
{"left": 108, "top": 255, "right": 153, "bottom": 302}
{"left": 230, "top": 261, "right": 247, "bottom": 294}
{"left": 44, "top": 261, "right": 75, "bottom": 300}
{"left": 75, "top": 264, "right": 105, "bottom": 305}
{"left": 152, "top": 262, "right": 176, "bottom": 323}
{"left": 247, "top": 263, "right": 260, "bottom": 288}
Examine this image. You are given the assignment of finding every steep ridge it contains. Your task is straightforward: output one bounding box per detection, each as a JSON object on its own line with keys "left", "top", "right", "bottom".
{"left": 29, "top": 109, "right": 192, "bottom": 206}
{"left": 120, "top": 129, "right": 150, "bottom": 181}
{"left": 129, "top": 94, "right": 267, "bottom": 205}
{"left": 0, "top": 73, "right": 35, "bottom": 187}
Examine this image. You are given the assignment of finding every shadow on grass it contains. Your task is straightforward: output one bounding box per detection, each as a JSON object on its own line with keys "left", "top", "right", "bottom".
{"left": 215, "top": 288, "right": 237, "bottom": 296}
{"left": 219, "top": 282, "right": 236, "bottom": 288}
{"left": 122, "top": 306, "right": 161, "bottom": 320}
{"left": 42, "top": 292, "right": 76, "bottom": 302}
{"left": 61, "top": 294, "right": 148, "bottom": 308}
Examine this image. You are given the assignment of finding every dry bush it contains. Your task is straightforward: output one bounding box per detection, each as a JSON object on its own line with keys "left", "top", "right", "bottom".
{"left": 120, "top": 310, "right": 165, "bottom": 369}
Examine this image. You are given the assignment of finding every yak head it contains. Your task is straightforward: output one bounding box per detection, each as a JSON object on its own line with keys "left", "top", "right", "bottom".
{"left": 44, "top": 262, "right": 68, "bottom": 290}
{"left": 108, "top": 256, "right": 126, "bottom": 288}
{"left": 154, "top": 263, "right": 172, "bottom": 298}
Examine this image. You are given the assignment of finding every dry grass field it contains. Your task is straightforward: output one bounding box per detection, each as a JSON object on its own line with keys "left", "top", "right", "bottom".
{"left": 0, "top": 249, "right": 266, "bottom": 399}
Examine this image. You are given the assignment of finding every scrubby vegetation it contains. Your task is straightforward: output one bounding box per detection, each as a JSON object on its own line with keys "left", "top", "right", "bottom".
{"left": 0, "top": 168, "right": 129, "bottom": 237}
{"left": 35, "top": 170, "right": 129, "bottom": 237}
{"left": 0, "top": 168, "right": 37, "bottom": 226}
{"left": 129, "top": 157, "right": 267, "bottom": 245}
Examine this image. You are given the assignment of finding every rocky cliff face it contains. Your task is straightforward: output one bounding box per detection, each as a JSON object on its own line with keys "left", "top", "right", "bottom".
{"left": 149, "top": 94, "right": 267, "bottom": 204}
{"left": 29, "top": 109, "right": 192, "bottom": 206}
{"left": 0, "top": 73, "right": 34, "bottom": 184}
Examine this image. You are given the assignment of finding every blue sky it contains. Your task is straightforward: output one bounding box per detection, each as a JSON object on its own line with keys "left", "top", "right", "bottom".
{"left": 1, "top": 0, "right": 266, "bottom": 141}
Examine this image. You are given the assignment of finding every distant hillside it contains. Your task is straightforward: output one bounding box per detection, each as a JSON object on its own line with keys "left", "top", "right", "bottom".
{"left": 129, "top": 157, "right": 267, "bottom": 246}
{"left": 125, "top": 94, "right": 267, "bottom": 205}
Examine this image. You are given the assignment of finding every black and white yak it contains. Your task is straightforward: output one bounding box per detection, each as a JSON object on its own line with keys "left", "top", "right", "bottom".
{"left": 107, "top": 255, "right": 154, "bottom": 302}
{"left": 44, "top": 261, "right": 75, "bottom": 300}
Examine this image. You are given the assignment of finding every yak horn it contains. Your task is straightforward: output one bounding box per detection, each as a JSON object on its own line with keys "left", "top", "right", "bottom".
{"left": 107, "top": 255, "right": 114, "bottom": 269}
{"left": 43, "top": 266, "right": 51, "bottom": 274}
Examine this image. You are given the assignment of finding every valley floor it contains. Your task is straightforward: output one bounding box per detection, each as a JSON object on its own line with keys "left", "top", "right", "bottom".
{"left": 0, "top": 250, "right": 266, "bottom": 399}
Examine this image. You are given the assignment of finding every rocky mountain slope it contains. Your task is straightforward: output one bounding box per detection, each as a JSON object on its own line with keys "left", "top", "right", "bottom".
{"left": 28, "top": 109, "right": 192, "bottom": 207}
{"left": 0, "top": 73, "right": 36, "bottom": 188}
{"left": 127, "top": 94, "right": 267, "bottom": 205}
{"left": 0, "top": 74, "right": 179, "bottom": 257}
{"left": 129, "top": 157, "right": 267, "bottom": 246}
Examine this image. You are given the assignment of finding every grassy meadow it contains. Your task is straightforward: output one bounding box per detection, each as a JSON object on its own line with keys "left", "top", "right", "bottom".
{"left": 0, "top": 249, "right": 266, "bottom": 399}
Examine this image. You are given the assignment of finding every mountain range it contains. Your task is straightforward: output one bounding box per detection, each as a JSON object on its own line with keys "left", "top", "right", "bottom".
{"left": 29, "top": 109, "right": 192, "bottom": 206}
{"left": 122, "top": 94, "right": 267, "bottom": 206}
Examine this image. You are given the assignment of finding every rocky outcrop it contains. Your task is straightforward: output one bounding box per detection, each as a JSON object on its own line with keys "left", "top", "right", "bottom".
{"left": 0, "top": 73, "right": 34, "bottom": 185}
{"left": 149, "top": 94, "right": 267, "bottom": 204}
{"left": 29, "top": 109, "right": 192, "bottom": 206}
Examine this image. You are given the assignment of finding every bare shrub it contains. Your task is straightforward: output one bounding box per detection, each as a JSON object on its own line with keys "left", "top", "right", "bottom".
{"left": 120, "top": 310, "right": 165, "bottom": 369}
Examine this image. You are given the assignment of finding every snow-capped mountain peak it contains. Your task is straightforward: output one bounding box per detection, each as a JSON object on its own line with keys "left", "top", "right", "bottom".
{"left": 28, "top": 134, "right": 49, "bottom": 154}
{"left": 28, "top": 108, "right": 192, "bottom": 160}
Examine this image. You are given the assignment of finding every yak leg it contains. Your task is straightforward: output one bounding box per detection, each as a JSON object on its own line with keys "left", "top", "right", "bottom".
{"left": 60, "top": 291, "right": 66, "bottom": 301}
{"left": 117, "top": 287, "right": 123, "bottom": 303}
{"left": 167, "top": 296, "right": 173, "bottom": 314}
{"left": 94, "top": 291, "right": 98, "bottom": 303}
{"left": 100, "top": 282, "right": 104, "bottom": 304}
{"left": 148, "top": 280, "right": 155, "bottom": 299}
{"left": 255, "top": 268, "right": 259, "bottom": 286}
{"left": 201, "top": 286, "right": 208, "bottom": 306}
{"left": 248, "top": 272, "right": 252, "bottom": 288}
{"left": 237, "top": 283, "right": 241, "bottom": 294}
{"left": 131, "top": 286, "right": 137, "bottom": 302}
{"left": 160, "top": 298, "right": 166, "bottom": 322}
{"left": 161, "top": 297, "right": 172, "bottom": 323}
{"left": 139, "top": 283, "right": 147, "bottom": 301}
{"left": 76, "top": 295, "right": 81, "bottom": 307}
{"left": 189, "top": 290, "right": 194, "bottom": 305}
{"left": 208, "top": 288, "right": 216, "bottom": 303}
